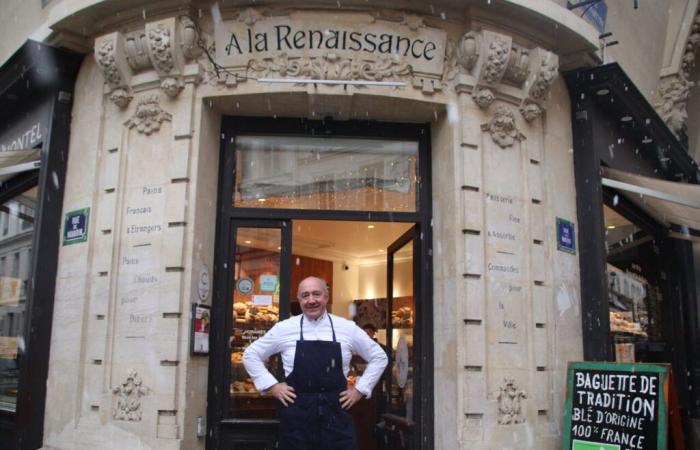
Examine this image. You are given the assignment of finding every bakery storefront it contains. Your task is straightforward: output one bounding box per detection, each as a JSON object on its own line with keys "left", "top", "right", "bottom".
{"left": 566, "top": 63, "right": 700, "bottom": 445}
{"left": 40, "top": 3, "right": 597, "bottom": 450}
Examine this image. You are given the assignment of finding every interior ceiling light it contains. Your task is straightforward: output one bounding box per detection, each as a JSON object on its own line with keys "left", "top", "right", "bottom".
{"left": 367, "top": 225, "right": 375, "bottom": 229}
{"left": 607, "top": 225, "right": 616, "bottom": 229}
{"left": 244, "top": 240, "right": 252, "bottom": 244}
{"left": 257, "top": 198, "right": 266, "bottom": 202}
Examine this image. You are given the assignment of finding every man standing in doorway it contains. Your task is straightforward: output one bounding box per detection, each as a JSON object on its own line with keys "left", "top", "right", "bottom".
{"left": 243, "top": 276, "right": 388, "bottom": 450}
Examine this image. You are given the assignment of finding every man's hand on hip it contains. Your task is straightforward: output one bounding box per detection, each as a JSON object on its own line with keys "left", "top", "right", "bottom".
{"left": 339, "top": 386, "right": 363, "bottom": 410}
{"left": 268, "top": 382, "right": 296, "bottom": 406}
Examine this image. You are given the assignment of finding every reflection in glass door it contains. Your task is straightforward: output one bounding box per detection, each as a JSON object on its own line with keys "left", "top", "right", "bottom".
{"left": 382, "top": 226, "right": 417, "bottom": 450}
{"left": 226, "top": 222, "right": 290, "bottom": 423}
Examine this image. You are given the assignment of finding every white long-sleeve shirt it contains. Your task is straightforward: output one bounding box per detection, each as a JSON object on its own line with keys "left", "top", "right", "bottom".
{"left": 243, "top": 312, "right": 388, "bottom": 398}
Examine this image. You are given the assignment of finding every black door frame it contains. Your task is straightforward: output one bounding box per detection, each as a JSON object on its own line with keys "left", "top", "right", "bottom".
{"left": 207, "top": 117, "right": 434, "bottom": 449}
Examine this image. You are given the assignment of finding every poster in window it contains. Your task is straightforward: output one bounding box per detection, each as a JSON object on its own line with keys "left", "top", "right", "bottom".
{"left": 191, "top": 304, "right": 210, "bottom": 355}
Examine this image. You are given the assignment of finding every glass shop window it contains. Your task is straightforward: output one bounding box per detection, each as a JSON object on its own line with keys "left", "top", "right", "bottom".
{"left": 233, "top": 136, "right": 419, "bottom": 212}
{"left": 0, "top": 188, "right": 37, "bottom": 414}
{"left": 604, "top": 205, "right": 668, "bottom": 364}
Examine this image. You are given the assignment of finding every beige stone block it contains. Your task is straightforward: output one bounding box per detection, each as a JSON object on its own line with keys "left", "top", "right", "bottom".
{"left": 169, "top": 138, "right": 191, "bottom": 181}
{"left": 460, "top": 111, "right": 482, "bottom": 149}
{"left": 100, "top": 150, "right": 120, "bottom": 192}
{"left": 160, "top": 271, "right": 183, "bottom": 313}
{"left": 93, "top": 235, "right": 114, "bottom": 274}
{"left": 528, "top": 162, "right": 544, "bottom": 202}
{"left": 465, "top": 277, "right": 485, "bottom": 321}
{"left": 535, "top": 327, "right": 548, "bottom": 368}
{"left": 462, "top": 190, "right": 483, "bottom": 231}
{"left": 532, "top": 284, "right": 547, "bottom": 325}
{"left": 155, "top": 365, "right": 178, "bottom": 411}
{"left": 534, "top": 369, "right": 550, "bottom": 411}
{"left": 172, "top": 84, "right": 195, "bottom": 139}
{"left": 530, "top": 202, "right": 544, "bottom": 243}
{"left": 85, "top": 362, "right": 104, "bottom": 409}
{"left": 526, "top": 124, "right": 543, "bottom": 163}
{"left": 463, "top": 370, "right": 487, "bottom": 414}
{"left": 86, "top": 319, "right": 108, "bottom": 361}
{"left": 157, "top": 411, "right": 180, "bottom": 439}
{"left": 461, "top": 147, "right": 482, "bottom": 189}
{"left": 165, "top": 182, "right": 188, "bottom": 224}
{"left": 531, "top": 243, "right": 546, "bottom": 283}
{"left": 103, "top": 114, "right": 123, "bottom": 153}
{"left": 97, "top": 192, "right": 117, "bottom": 232}
{"left": 163, "top": 226, "right": 186, "bottom": 268}
{"left": 157, "top": 316, "right": 180, "bottom": 362}
{"left": 464, "top": 322, "right": 485, "bottom": 367}
{"left": 464, "top": 234, "right": 484, "bottom": 276}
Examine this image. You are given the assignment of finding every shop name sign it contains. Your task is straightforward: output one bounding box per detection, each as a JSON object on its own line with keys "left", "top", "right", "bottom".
{"left": 215, "top": 18, "right": 447, "bottom": 77}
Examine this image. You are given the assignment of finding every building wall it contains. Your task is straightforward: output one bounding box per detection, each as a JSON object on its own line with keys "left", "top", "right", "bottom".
{"left": 0, "top": 1, "right": 679, "bottom": 450}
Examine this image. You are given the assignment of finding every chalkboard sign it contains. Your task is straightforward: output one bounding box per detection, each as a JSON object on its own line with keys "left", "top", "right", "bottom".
{"left": 563, "top": 362, "right": 670, "bottom": 450}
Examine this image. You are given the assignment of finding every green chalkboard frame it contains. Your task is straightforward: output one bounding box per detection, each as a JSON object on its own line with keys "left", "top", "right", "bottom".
{"left": 562, "top": 361, "right": 670, "bottom": 450}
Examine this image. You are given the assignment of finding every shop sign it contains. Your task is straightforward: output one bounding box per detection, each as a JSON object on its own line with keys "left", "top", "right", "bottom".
{"left": 236, "top": 277, "right": 254, "bottom": 295}
{"left": 563, "top": 362, "right": 676, "bottom": 450}
{"left": 557, "top": 217, "right": 576, "bottom": 255}
{"left": 63, "top": 208, "right": 90, "bottom": 245}
{"left": 0, "top": 104, "right": 50, "bottom": 152}
{"left": 215, "top": 17, "right": 447, "bottom": 78}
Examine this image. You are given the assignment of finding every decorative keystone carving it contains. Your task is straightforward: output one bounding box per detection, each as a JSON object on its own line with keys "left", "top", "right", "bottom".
{"left": 402, "top": 14, "right": 425, "bottom": 31}
{"left": 96, "top": 40, "right": 122, "bottom": 86}
{"left": 497, "top": 377, "right": 527, "bottom": 425}
{"left": 125, "top": 95, "right": 172, "bottom": 135}
{"left": 125, "top": 30, "right": 151, "bottom": 72}
{"left": 94, "top": 33, "right": 133, "bottom": 109}
{"left": 236, "top": 7, "right": 266, "bottom": 26}
{"left": 456, "top": 31, "right": 480, "bottom": 72}
{"left": 481, "top": 106, "right": 525, "bottom": 148}
{"left": 179, "top": 16, "right": 202, "bottom": 60}
{"left": 472, "top": 87, "right": 496, "bottom": 109}
{"left": 112, "top": 370, "right": 150, "bottom": 421}
{"left": 655, "top": 75, "right": 694, "bottom": 135}
{"left": 481, "top": 35, "right": 511, "bottom": 85}
{"left": 504, "top": 44, "right": 531, "bottom": 85}
{"left": 519, "top": 102, "right": 543, "bottom": 122}
{"left": 527, "top": 51, "right": 559, "bottom": 102}
{"left": 147, "top": 23, "right": 175, "bottom": 74}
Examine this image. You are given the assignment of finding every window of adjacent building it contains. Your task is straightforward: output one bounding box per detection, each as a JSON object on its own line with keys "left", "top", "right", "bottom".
{"left": 0, "top": 188, "right": 37, "bottom": 414}
{"left": 233, "top": 136, "right": 419, "bottom": 212}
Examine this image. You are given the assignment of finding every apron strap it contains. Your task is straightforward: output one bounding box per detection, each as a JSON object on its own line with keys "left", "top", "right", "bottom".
{"left": 299, "top": 313, "right": 337, "bottom": 342}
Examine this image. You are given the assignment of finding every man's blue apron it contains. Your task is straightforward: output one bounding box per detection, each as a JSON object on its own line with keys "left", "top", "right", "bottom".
{"left": 278, "top": 314, "right": 358, "bottom": 450}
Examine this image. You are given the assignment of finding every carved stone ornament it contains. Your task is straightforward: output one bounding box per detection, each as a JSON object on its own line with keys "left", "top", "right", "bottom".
{"left": 472, "top": 87, "right": 496, "bottom": 109}
{"left": 95, "top": 40, "right": 122, "bottom": 86}
{"left": 147, "top": 24, "right": 175, "bottom": 74}
{"left": 248, "top": 52, "right": 412, "bottom": 84}
{"left": 125, "top": 95, "right": 172, "bottom": 135}
{"left": 504, "top": 45, "right": 531, "bottom": 85}
{"left": 125, "top": 30, "right": 151, "bottom": 71}
{"left": 110, "top": 88, "right": 133, "bottom": 109}
{"left": 655, "top": 75, "right": 694, "bottom": 134}
{"left": 497, "top": 377, "right": 527, "bottom": 425}
{"left": 520, "top": 102, "right": 543, "bottom": 122}
{"left": 482, "top": 38, "right": 510, "bottom": 85}
{"left": 481, "top": 106, "right": 525, "bottom": 148}
{"left": 528, "top": 54, "right": 559, "bottom": 102}
{"left": 112, "top": 370, "right": 150, "bottom": 421}
{"left": 161, "top": 77, "right": 183, "bottom": 98}
{"left": 179, "top": 15, "right": 202, "bottom": 60}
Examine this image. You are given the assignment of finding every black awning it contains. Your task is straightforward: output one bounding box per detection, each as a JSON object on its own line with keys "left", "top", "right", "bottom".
{"left": 564, "top": 63, "right": 700, "bottom": 185}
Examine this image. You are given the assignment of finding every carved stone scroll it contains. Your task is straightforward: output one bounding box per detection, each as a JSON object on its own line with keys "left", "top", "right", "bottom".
{"left": 473, "top": 87, "right": 496, "bottom": 109}
{"left": 473, "top": 31, "right": 512, "bottom": 87}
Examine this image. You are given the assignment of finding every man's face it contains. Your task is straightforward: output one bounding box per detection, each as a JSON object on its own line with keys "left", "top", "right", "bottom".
{"left": 297, "top": 278, "right": 329, "bottom": 320}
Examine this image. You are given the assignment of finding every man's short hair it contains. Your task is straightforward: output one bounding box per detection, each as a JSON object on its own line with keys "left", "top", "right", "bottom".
{"left": 362, "top": 323, "right": 377, "bottom": 333}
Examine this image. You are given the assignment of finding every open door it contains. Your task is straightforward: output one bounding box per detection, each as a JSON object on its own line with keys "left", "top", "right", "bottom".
{"left": 380, "top": 225, "right": 419, "bottom": 450}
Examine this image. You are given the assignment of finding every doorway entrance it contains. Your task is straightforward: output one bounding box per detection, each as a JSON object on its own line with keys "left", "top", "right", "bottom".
{"left": 207, "top": 118, "right": 433, "bottom": 450}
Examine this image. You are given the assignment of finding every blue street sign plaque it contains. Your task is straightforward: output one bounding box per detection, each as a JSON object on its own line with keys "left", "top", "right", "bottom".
{"left": 63, "top": 208, "right": 90, "bottom": 245}
{"left": 557, "top": 217, "right": 576, "bottom": 255}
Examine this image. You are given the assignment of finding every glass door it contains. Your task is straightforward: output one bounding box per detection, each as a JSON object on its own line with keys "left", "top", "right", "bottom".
{"left": 215, "top": 219, "right": 291, "bottom": 449}
{"left": 381, "top": 226, "right": 418, "bottom": 450}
